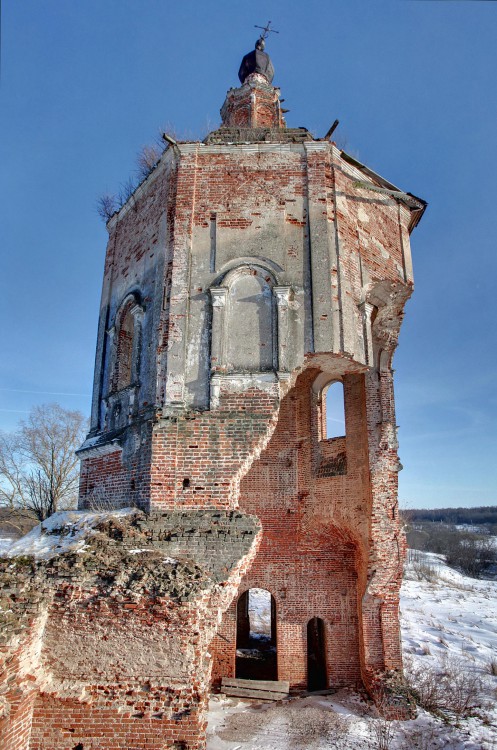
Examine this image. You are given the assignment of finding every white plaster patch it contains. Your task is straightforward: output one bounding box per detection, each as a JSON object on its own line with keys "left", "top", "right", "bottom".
{"left": 357, "top": 206, "right": 370, "bottom": 223}
{"left": 214, "top": 373, "right": 278, "bottom": 394}
{"left": 335, "top": 193, "right": 349, "bottom": 216}
{"left": 165, "top": 372, "right": 185, "bottom": 402}
{"left": 373, "top": 238, "right": 389, "bottom": 259}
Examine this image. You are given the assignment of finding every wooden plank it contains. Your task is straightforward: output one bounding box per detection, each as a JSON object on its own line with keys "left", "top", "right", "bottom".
{"left": 220, "top": 686, "right": 288, "bottom": 701}
{"left": 221, "top": 677, "right": 289, "bottom": 693}
{"left": 221, "top": 677, "right": 290, "bottom": 701}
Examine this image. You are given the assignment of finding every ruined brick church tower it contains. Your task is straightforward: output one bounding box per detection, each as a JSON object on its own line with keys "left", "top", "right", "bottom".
{"left": 75, "top": 33, "right": 422, "bottom": 748}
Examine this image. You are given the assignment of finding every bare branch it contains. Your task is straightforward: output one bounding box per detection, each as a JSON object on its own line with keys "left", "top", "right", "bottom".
{"left": 136, "top": 144, "right": 162, "bottom": 182}
{"left": 117, "top": 178, "right": 138, "bottom": 209}
{"left": 0, "top": 403, "right": 87, "bottom": 521}
{"left": 96, "top": 193, "right": 118, "bottom": 222}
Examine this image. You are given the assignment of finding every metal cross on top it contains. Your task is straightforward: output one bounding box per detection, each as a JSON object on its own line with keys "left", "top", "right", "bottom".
{"left": 254, "top": 20, "right": 279, "bottom": 41}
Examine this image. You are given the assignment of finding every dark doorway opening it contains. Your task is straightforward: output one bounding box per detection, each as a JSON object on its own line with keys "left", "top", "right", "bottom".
{"left": 307, "top": 617, "right": 327, "bottom": 691}
{"left": 236, "top": 588, "right": 277, "bottom": 680}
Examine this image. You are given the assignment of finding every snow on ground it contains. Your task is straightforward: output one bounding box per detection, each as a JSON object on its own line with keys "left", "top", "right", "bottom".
{"left": 0, "top": 536, "right": 14, "bottom": 554}
{"left": 402, "top": 551, "right": 497, "bottom": 682}
{"left": 249, "top": 588, "right": 272, "bottom": 635}
{"left": 207, "top": 552, "right": 497, "bottom": 749}
{"left": 0, "top": 508, "right": 138, "bottom": 560}
{"left": 2, "top": 516, "right": 495, "bottom": 747}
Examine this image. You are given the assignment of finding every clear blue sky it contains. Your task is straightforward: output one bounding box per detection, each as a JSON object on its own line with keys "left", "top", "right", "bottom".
{"left": 1, "top": 1, "right": 496, "bottom": 509}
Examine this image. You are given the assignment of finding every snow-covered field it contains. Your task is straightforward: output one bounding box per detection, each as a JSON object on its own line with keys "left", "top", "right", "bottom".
{"left": 402, "top": 551, "right": 496, "bottom": 687}
{"left": 207, "top": 552, "right": 497, "bottom": 749}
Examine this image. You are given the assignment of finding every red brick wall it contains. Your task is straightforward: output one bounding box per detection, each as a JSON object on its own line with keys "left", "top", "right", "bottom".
{"left": 150, "top": 383, "right": 279, "bottom": 509}
{"left": 79, "top": 423, "right": 153, "bottom": 511}
{"left": 30, "top": 693, "right": 206, "bottom": 750}
{"left": 0, "top": 610, "right": 46, "bottom": 750}
{"left": 1, "top": 690, "right": 37, "bottom": 750}
{"left": 332, "top": 153, "right": 411, "bottom": 289}
{"left": 210, "top": 368, "right": 391, "bottom": 691}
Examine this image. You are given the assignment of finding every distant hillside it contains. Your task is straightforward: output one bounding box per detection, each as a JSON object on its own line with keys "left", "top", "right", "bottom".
{"left": 403, "top": 506, "right": 497, "bottom": 527}
{"left": 0, "top": 508, "right": 38, "bottom": 539}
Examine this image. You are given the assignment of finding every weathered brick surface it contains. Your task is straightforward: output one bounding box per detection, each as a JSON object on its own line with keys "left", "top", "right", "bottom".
{"left": 220, "top": 73, "right": 286, "bottom": 129}
{"left": 211, "top": 369, "right": 367, "bottom": 690}
{"left": 0, "top": 512, "right": 261, "bottom": 750}
{"left": 149, "top": 385, "right": 280, "bottom": 509}
{"left": 3, "top": 67, "right": 424, "bottom": 748}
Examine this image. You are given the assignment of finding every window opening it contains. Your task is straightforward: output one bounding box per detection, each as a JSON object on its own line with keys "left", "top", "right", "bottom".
{"left": 325, "top": 381, "right": 345, "bottom": 439}
{"left": 236, "top": 588, "right": 277, "bottom": 680}
{"left": 307, "top": 617, "right": 327, "bottom": 691}
{"left": 115, "top": 305, "right": 134, "bottom": 391}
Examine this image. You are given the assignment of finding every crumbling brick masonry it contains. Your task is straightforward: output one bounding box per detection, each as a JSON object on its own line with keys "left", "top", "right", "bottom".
{"left": 1, "top": 42, "right": 425, "bottom": 749}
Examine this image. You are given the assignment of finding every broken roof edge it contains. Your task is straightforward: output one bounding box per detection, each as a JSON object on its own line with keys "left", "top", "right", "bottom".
{"left": 105, "top": 141, "right": 427, "bottom": 234}
{"left": 203, "top": 125, "right": 316, "bottom": 146}
{"left": 339, "top": 150, "right": 427, "bottom": 232}
{"left": 105, "top": 132, "right": 313, "bottom": 230}
{"left": 106, "top": 144, "right": 178, "bottom": 231}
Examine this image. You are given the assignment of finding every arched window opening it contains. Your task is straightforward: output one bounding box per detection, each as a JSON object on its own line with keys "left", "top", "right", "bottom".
{"left": 115, "top": 305, "right": 134, "bottom": 391}
{"left": 307, "top": 617, "right": 327, "bottom": 691}
{"left": 110, "top": 295, "right": 143, "bottom": 394}
{"left": 236, "top": 588, "right": 277, "bottom": 681}
{"left": 324, "top": 381, "right": 345, "bottom": 439}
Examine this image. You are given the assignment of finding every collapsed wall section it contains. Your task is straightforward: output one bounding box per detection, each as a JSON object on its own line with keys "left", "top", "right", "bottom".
{"left": 0, "top": 510, "right": 261, "bottom": 750}
{"left": 210, "top": 357, "right": 411, "bottom": 713}
{"left": 150, "top": 377, "right": 280, "bottom": 509}
{"left": 210, "top": 367, "right": 368, "bottom": 690}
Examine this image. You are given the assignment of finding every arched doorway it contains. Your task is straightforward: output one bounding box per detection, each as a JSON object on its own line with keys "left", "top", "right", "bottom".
{"left": 307, "top": 617, "right": 327, "bottom": 691}
{"left": 236, "top": 588, "right": 277, "bottom": 680}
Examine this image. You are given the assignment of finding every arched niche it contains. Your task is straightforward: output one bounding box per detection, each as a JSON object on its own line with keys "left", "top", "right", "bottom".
{"left": 210, "top": 265, "right": 279, "bottom": 374}
{"left": 101, "top": 292, "right": 145, "bottom": 431}
{"left": 226, "top": 266, "right": 275, "bottom": 372}
{"left": 115, "top": 303, "right": 134, "bottom": 391}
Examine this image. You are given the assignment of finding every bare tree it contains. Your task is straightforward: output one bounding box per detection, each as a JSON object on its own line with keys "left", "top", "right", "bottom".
{"left": 118, "top": 177, "right": 138, "bottom": 208}
{"left": 136, "top": 144, "right": 162, "bottom": 181}
{"left": 0, "top": 404, "right": 87, "bottom": 522}
{"left": 96, "top": 193, "right": 118, "bottom": 222}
